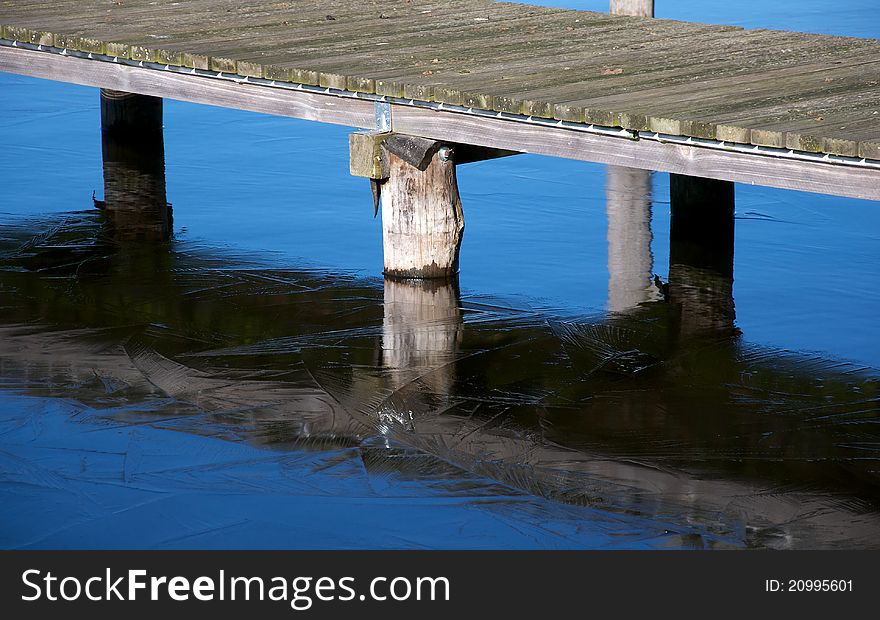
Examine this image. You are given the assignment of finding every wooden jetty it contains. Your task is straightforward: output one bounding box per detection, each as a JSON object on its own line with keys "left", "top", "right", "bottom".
{"left": 1, "top": 0, "right": 879, "bottom": 279}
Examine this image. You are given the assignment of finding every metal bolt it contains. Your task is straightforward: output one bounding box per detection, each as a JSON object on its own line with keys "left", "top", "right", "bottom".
{"left": 438, "top": 146, "right": 453, "bottom": 161}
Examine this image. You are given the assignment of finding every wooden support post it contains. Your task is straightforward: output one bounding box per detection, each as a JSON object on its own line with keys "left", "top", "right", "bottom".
{"left": 610, "top": 0, "right": 654, "bottom": 17}
{"left": 350, "top": 132, "right": 518, "bottom": 181}
{"left": 606, "top": 166, "right": 656, "bottom": 313}
{"left": 99, "top": 89, "right": 171, "bottom": 241}
{"left": 605, "top": 1, "right": 655, "bottom": 312}
{"left": 382, "top": 278, "right": 462, "bottom": 395}
{"left": 381, "top": 136, "right": 463, "bottom": 278}
{"left": 668, "top": 174, "right": 736, "bottom": 337}
{"left": 100, "top": 89, "right": 163, "bottom": 136}
{"left": 350, "top": 132, "right": 517, "bottom": 278}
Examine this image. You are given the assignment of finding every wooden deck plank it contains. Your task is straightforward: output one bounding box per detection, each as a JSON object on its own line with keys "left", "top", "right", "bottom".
{"left": 0, "top": 43, "right": 376, "bottom": 126}
{"left": 430, "top": 29, "right": 817, "bottom": 116}
{"left": 140, "top": 4, "right": 562, "bottom": 82}
{"left": 547, "top": 56, "right": 880, "bottom": 143}
{"left": 2, "top": 43, "right": 877, "bottom": 203}
{"left": 511, "top": 34, "right": 874, "bottom": 125}
{"left": 1, "top": 0, "right": 879, "bottom": 160}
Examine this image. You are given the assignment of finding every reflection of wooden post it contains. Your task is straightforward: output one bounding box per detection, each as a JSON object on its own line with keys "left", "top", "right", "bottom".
{"left": 606, "top": 166, "right": 654, "bottom": 312}
{"left": 382, "top": 278, "right": 462, "bottom": 395}
{"left": 610, "top": 1, "right": 654, "bottom": 18}
{"left": 99, "top": 89, "right": 171, "bottom": 241}
{"left": 668, "top": 174, "right": 736, "bottom": 337}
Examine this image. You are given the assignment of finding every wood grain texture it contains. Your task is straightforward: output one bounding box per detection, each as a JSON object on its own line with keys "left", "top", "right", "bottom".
{"left": 610, "top": 0, "right": 654, "bottom": 18}
{"left": 1, "top": 44, "right": 876, "bottom": 201}
{"left": 381, "top": 145, "right": 464, "bottom": 279}
{"left": 391, "top": 105, "right": 880, "bottom": 201}
{"left": 382, "top": 278, "right": 462, "bottom": 395}
{"left": 606, "top": 166, "right": 655, "bottom": 312}
{"left": 0, "top": 0, "right": 878, "bottom": 158}
{"left": 0, "top": 45, "right": 375, "bottom": 128}
{"left": 349, "top": 131, "right": 393, "bottom": 180}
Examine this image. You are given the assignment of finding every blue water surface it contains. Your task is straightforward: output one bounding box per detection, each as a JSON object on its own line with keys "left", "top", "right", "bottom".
{"left": 0, "top": 1, "right": 878, "bottom": 549}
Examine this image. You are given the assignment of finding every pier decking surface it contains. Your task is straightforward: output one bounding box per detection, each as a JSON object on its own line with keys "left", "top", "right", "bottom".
{"left": 0, "top": 0, "right": 880, "bottom": 200}
{"left": 1, "top": 1, "right": 879, "bottom": 199}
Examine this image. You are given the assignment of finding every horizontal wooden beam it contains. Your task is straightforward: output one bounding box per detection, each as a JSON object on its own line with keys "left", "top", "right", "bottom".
{"left": 349, "top": 130, "right": 519, "bottom": 180}
{"left": 349, "top": 131, "right": 391, "bottom": 180}
{"left": 2, "top": 45, "right": 878, "bottom": 201}
{"left": 391, "top": 105, "right": 880, "bottom": 201}
{"left": 0, "top": 44, "right": 375, "bottom": 128}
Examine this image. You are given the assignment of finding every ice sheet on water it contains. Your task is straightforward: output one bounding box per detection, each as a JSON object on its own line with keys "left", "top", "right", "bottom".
{"left": 1, "top": 211, "right": 879, "bottom": 549}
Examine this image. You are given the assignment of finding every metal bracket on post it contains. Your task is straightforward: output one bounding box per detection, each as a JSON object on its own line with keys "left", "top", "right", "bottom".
{"left": 375, "top": 100, "right": 392, "bottom": 132}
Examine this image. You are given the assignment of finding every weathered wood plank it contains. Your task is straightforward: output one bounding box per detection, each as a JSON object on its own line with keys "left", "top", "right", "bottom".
{"left": 0, "top": 44, "right": 375, "bottom": 128}
{"left": 2, "top": 43, "right": 877, "bottom": 200}
{"left": 381, "top": 137, "right": 464, "bottom": 279}
{"left": 350, "top": 131, "right": 518, "bottom": 180}
{"left": 350, "top": 131, "right": 392, "bottom": 180}
{"left": 1, "top": 0, "right": 879, "bottom": 166}
{"left": 390, "top": 105, "right": 880, "bottom": 201}
{"left": 611, "top": 0, "right": 654, "bottom": 18}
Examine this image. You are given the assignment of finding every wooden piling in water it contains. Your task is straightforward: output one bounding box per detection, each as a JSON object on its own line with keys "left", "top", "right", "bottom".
{"left": 668, "top": 174, "right": 736, "bottom": 337}
{"left": 605, "top": 1, "right": 655, "bottom": 313}
{"left": 610, "top": 0, "right": 654, "bottom": 18}
{"left": 350, "top": 132, "right": 520, "bottom": 278}
{"left": 100, "top": 89, "right": 162, "bottom": 137}
{"left": 99, "top": 90, "right": 171, "bottom": 241}
{"left": 380, "top": 136, "right": 464, "bottom": 279}
{"left": 606, "top": 166, "right": 655, "bottom": 313}
{"left": 669, "top": 174, "right": 735, "bottom": 273}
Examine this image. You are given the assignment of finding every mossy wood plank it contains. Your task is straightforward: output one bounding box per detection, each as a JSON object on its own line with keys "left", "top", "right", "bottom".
{"left": 1, "top": 0, "right": 879, "bottom": 158}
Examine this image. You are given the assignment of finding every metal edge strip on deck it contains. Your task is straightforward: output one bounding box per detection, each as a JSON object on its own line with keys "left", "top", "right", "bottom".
{"left": 1, "top": 39, "right": 879, "bottom": 201}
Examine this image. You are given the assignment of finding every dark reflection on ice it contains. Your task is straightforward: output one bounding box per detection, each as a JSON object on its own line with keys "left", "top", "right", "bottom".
{"left": 0, "top": 211, "right": 878, "bottom": 549}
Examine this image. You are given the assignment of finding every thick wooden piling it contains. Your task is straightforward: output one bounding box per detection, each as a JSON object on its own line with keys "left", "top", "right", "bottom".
{"left": 364, "top": 135, "right": 464, "bottom": 279}
{"left": 381, "top": 144, "right": 463, "bottom": 278}
{"left": 99, "top": 90, "right": 171, "bottom": 241}
{"left": 100, "top": 89, "right": 163, "bottom": 137}
{"left": 351, "top": 132, "right": 520, "bottom": 278}
{"left": 668, "top": 174, "right": 736, "bottom": 336}
{"left": 610, "top": 1, "right": 654, "bottom": 18}
{"left": 605, "top": 1, "right": 655, "bottom": 313}
{"left": 606, "top": 167, "right": 656, "bottom": 313}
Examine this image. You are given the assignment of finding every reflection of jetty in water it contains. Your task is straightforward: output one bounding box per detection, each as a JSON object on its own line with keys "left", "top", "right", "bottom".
{"left": 1, "top": 209, "right": 878, "bottom": 549}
